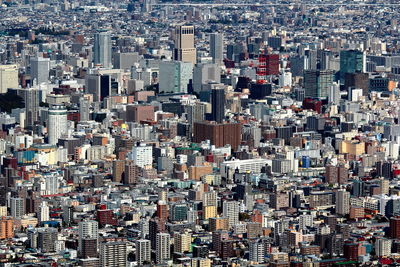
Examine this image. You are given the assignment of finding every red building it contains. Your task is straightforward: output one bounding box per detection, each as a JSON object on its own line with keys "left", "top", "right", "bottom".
{"left": 96, "top": 209, "right": 117, "bottom": 226}
{"left": 343, "top": 242, "right": 358, "bottom": 260}
{"left": 265, "top": 54, "right": 280, "bottom": 75}
{"left": 303, "top": 98, "right": 322, "bottom": 114}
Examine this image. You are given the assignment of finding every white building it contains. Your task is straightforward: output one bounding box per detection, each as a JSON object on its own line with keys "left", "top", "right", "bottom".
{"left": 375, "top": 238, "right": 392, "bottom": 257}
{"left": 156, "top": 233, "right": 170, "bottom": 263}
{"left": 136, "top": 239, "right": 151, "bottom": 265}
{"left": 129, "top": 144, "right": 153, "bottom": 168}
{"left": 193, "top": 63, "right": 220, "bottom": 92}
{"left": 249, "top": 240, "right": 265, "bottom": 263}
{"left": 38, "top": 201, "right": 50, "bottom": 222}
{"left": 10, "top": 197, "right": 24, "bottom": 218}
{"left": 48, "top": 105, "right": 68, "bottom": 145}
{"left": 223, "top": 201, "right": 239, "bottom": 228}
{"left": 0, "top": 64, "right": 18, "bottom": 94}
{"left": 30, "top": 57, "right": 50, "bottom": 85}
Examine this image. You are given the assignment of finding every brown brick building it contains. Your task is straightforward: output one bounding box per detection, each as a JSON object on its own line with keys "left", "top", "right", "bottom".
{"left": 193, "top": 121, "right": 242, "bottom": 150}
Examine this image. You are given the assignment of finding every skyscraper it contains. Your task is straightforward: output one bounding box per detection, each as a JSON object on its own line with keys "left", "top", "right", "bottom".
{"left": 37, "top": 201, "right": 49, "bottom": 223}
{"left": 100, "top": 241, "right": 127, "bottom": 267}
{"left": 156, "top": 232, "right": 170, "bottom": 263}
{"left": 30, "top": 57, "right": 50, "bottom": 85}
{"left": 10, "top": 197, "right": 24, "bottom": 218}
{"left": 174, "top": 25, "right": 197, "bottom": 64}
{"left": 93, "top": 31, "right": 112, "bottom": 68}
{"left": 0, "top": 64, "right": 18, "bottom": 94}
{"left": 211, "top": 87, "right": 225, "bottom": 123}
{"left": 304, "top": 69, "right": 334, "bottom": 98}
{"left": 47, "top": 105, "right": 68, "bottom": 145}
{"left": 136, "top": 239, "right": 151, "bottom": 265}
{"left": 249, "top": 239, "right": 265, "bottom": 263}
{"left": 340, "top": 50, "right": 365, "bottom": 82}
{"left": 193, "top": 63, "right": 220, "bottom": 93}
{"left": 223, "top": 201, "right": 239, "bottom": 228}
{"left": 24, "top": 87, "right": 41, "bottom": 128}
{"left": 78, "top": 220, "right": 98, "bottom": 253}
{"left": 173, "top": 231, "right": 192, "bottom": 253}
{"left": 0, "top": 217, "right": 14, "bottom": 240}
{"left": 336, "top": 189, "right": 350, "bottom": 215}
{"left": 210, "top": 33, "right": 223, "bottom": 64}
{"left": 79, "top": 97, "right": 90, "bottom": 122}
{"left": 159, "top": 61, "right": 193, "bottom": 94}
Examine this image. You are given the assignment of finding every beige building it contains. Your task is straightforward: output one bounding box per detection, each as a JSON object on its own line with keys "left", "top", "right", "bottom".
{"left": 0, "top": 64, "right": 18, "bottom": 94}
{"left": 174, "top": 231, "right": 192, "bottom": 253}
{"left": 174, "top": 25, "right": 197, "bottom": 64}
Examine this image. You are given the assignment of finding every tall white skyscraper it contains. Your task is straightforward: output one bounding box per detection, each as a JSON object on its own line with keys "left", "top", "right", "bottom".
{"left": 44, "top": 176, "right": 59, "bottom": 195}
{"left": 30, "top": 57, "right": 50, "bottom": 85}
{"left": 10, "top": 197, "right": 24, "bottom": 218}
{"left": 210, "top": 33, "right": 224, "bottom": 64}
{"left": 223, "top": 201, "right": 240, "bottom": 228}
{"left": 38, "top": 201, "right": 50, "bottom": 223}
{"left": 159, "top": 61, "right": 193, "bottom": 94}
{"left": 136, "top": 239, "right": 151, "bottom": 265}
{"left": 156, "top": 232, "right": 170, "bottom": 263}
{"left": 48, "top": 105, "right": 68, "bottom": 145}
{"left": 93, "top": 31, "right": 112, "bottom": 68}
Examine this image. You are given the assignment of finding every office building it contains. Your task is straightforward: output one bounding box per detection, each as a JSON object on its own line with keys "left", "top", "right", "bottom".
{"left": 193, "top": 121, "right": 241, "bottom": 150}
{"left": 0, "top": 64, "right": 18, "bottom": 94}
{"left": 10, "top": 197, "right": 24, "bottom": 218}
{"left": 210, "top": 33, "right": 223, "bottom": 64}
{"left": 174, "top": 25, "right": 196, "bottom": 64}
{"left": 249, "top": 240, "right": 265, "bottom": 263}
{"left": 47, "top": 105, "right": 68, "bottom": 145}
{"left": 81, "top": 238, "right": 98, "bottom": 258}
{"left": 30, "top": 57, "right": 50, "bottom": 85}
{"left": 126, "top": 104, "right": 154, "bottom": 123}
{"left": 93, "top": 31, "right": 112, "bottom": 68}
{"left": 79, "top": 220, "right": 98, "bottom": 253}
{"left": 79, "top": 97, "right": 90, "bottom": 122}
{"left": 304, "top": 69, "right": 335, "bottom": 98}
{"left": 156, "top": 232, "right": 170, "bottom": 263}
{"left": 390, "top": 217, "right": 400, "bottom": 239}
{"left": 24, "top": 87, "right": 41, "bottom": 128}
{"left": 38, "top": 201, "right": 49, "bottom": 223}
{"left": 159, "top": 61, "right": 193, "bottom": 94}
{"left": 375, "top": 238, "right": 392, "bottom": 257}
{"left": 100, "top": 241, "right": 127, "bottom": 267}
{"left": 211, "top": 87, "right": 225, "bottom": 123}
{"left": 136, "top": 239, "right": 151, "bottom": 265}
{"left": 85, "top": 74, "right": 111, "bottom": 102}
{"left": 340, "top": 50, "right": 365, "bottom": 82}
{"left": 193, "top": 63, "right": 220, "bottom": 93}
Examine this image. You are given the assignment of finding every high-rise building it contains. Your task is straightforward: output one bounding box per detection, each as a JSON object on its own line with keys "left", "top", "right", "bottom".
{"left": 24, "top": 87, "right": 41, "bottom": 128}
{"left": 10, "top": 197, "right": 24, "bottom": 218}
{"left": 336, "top": 189, "right": 350, "bottom": 215}
{"left": 100, "top": 241, "right": 127, "bottom": 267}
{"left": 304, "top": 69, "right": 335, "bottom": 98}
{"left": 126, "top": 104, "right": 154, "bottom": 123}
{"left": 193, "top": 63, "right": 220, "bottom": 93}
{"left": 38, "top": 201, "right": 49, "bottom": 223}
{"left": 93, "top": 31, "right": 112, "bottom": 68}
{"left": 37, "top": 227, "right": 58, "bottom": 253}
{"left": 340, "top": 50, "right": 365, "bottom": 82}
{"left": 124, "top": 160, "right": 140, "bottom": 184}
{"left": 223, "top": 201, "right": 239, "bottom": 228}
{"left": 30, "top": 57, "right": 50, "bottom": 85}
{"left": 210, "top": 33, "right": 223, "bottom": 64}
{"left": 129, "top": 144, "right": 153, "bottom": 168}
{"left": 211, "top": 87, "right": 225, "bottom": 123}
{"left": 390, "top": 217, "right": 400, "bottom": 239}
{"left": 159, "top": 61, "right": 193, "bottom": 94}
{"left": 78, "top": 220, "right": 98, "bottom": 253}
{"left": 0, "top": 64, "right": 18, "bottom": 94}
{"left": 193, "top": 121, "right": 242, "bottom": 150}
{"left": 156, "top": 232, "right": 170, "bottom": 263}
{"left": 249, "top": 239, "right": 265, "bottom": 263}
{"left": 375, "top": 238, "right": 392, "bottom": 257}
{"left": 47, "top": 105, "right": 68, "bottom": 145}
{"left": 174, "top": 25, "right": 196, "bottom": 64}
{"left": 174, "top": 231, "right": 192, "bottom": 253}
{"left": 136, "top": 239, "right": 151, "bottom": 265}
{"left": 0, "top": 217, "right": 14, "bottom": 240}
{"left": 79, "top": 97, "right": 90, "bottom": 121}
{"left": 85, "top": 74, "right": 111, "bottom": 102}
